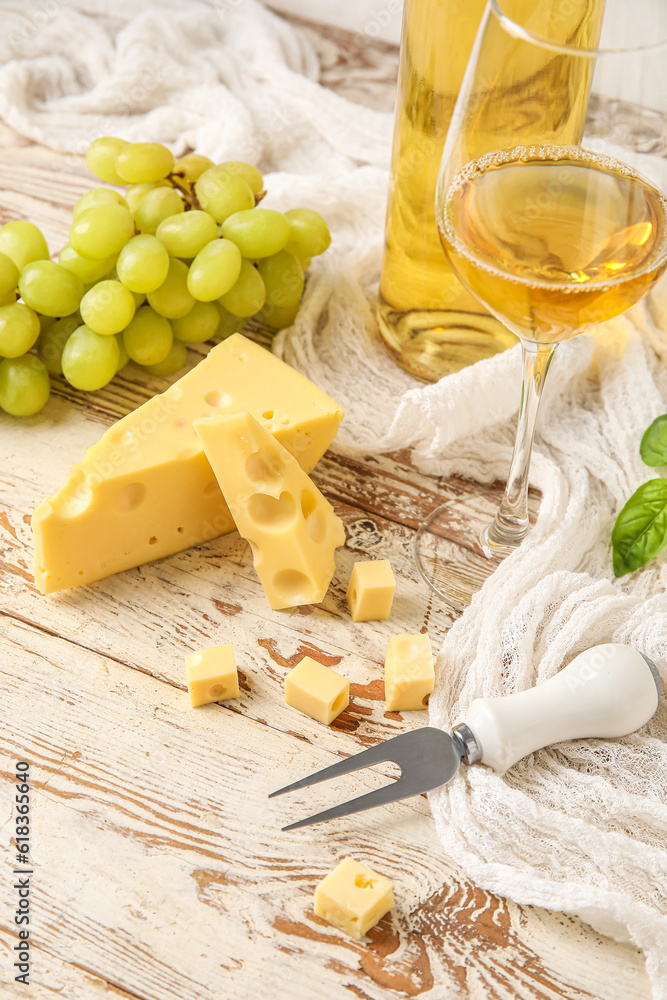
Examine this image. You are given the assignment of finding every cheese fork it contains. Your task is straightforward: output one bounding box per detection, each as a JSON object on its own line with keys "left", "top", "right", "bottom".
{"left": 270, "top": 643, "right": 661, "bottom": 831}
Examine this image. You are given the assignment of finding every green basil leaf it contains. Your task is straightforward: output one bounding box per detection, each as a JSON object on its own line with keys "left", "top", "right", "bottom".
{"left": 640, "top": 414, "right": 667, "bottom": 467}
{"left": 612, "top": 478, "right": 667, "bottom": 576}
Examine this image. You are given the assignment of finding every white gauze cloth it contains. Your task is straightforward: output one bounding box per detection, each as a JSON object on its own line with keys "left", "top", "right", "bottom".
{"left": 2, "top": 0, "right": 667, "bottom": 992}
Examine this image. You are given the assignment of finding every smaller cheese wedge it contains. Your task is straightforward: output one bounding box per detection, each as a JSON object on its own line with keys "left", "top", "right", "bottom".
{"left": 314, "top": 857, "right": 394, "bottom": 940}
{"left": 194, "top": 412, "right": 346, "bottom": 609}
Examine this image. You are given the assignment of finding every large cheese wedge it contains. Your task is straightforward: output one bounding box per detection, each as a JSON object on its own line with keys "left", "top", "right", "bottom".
{"left": 32, "top": 334, "right": 344, "bottom": 593}
{"left": 194, "top": 412, "right": 346, "bottom": 609}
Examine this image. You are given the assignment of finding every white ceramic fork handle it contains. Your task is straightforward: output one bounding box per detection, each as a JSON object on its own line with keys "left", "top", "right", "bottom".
{"left": 463, "top": 643, "right": 661, "bottom": 774}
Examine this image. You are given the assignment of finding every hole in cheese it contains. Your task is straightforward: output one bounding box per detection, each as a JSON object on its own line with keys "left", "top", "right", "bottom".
{"left": 245, "top": 447, "right": 284, "bottom": 487}
{"left": 395, "top": 636, "right": 420, "bottom": 660}
{"left": 354, "top": 875, "right": 376, "bottom": 890}
{"left": 115, "top": 482, "right": 146, "bottom": 512}
{"left": 203, "top": 480, "right": 219, "bottom": 496}
{"left": 332, "top": 693, "right": 345, "bottom": 712}
{"left": 149, "top": 536, "right": 158, "bottom": 545}
{"left": 272, "top": 568, "right": 314, "bottom": 606}
{"left": 189, "top": 653, "right": 203, "bottom": 667}
{"left": 422, "top": 694, "right": 430, "bottom": 707}
{"left": 247, "top": 491, "right": 297, "bottom": 531}
{"left": 209, "top": 684, "right": 226, "bottom": 698}
{"left": 301, "top": 489, "right": 326, "bottom": 544}
{"left": 177, "top": 526, "right": 184, "bottom": 533}
{"left": 111, "top": 429, "right": 135, "bottom": 447}
{"left": 263, "top": 410, "right": 274, "bottom": 419}
{"left": 54, "top": 481, "right": 93, "bottom": 518}
{"left": 204, "top": 390, "right": 232, "bottom": 408}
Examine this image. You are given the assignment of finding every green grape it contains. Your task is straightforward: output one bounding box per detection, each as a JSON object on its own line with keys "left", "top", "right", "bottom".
{"left": 19, "top": 260, "right": 84, "bottom": 317}
{"left": 115, "top": 333, "right": 129, "bottom": 371}
{"left": 0, "top": 303, "right": 40, "bottom": 358}
{"left": 259, "top": 300, "right": 300, "bottom": 330}
{"left": 39, "top": 313, "right": 55, "bottom": 334}
{"left": 171, "top": 301, "right": 220, "bottom": 343}
{"left": 62, "top": 324, "right": 120, "bottom": 390}
{"left": 284, "top": 208, "right": 331, "bottom": 258}
{"left": 70, "top": 204, "right": 135, "bottom": 260}
{"left": 0, "top": 251, "right": 19, "bottom": 296}
{"left": 73, "top": 187, "right": 129, "bottom": 218}
{"left": 0, "top": 354, "right": 50, "bottom": 416}
{"left": 156, "top": 211, "right": 218, "bottom": 258}
{"left": 115, "top": 142, "right": 175, "bottom": 183}
{"left": 134, "top": 186, "right": 184, "bottom": 235}
{"left": 0, "top": 221, "right": 49, "bottom": 272}
{"left": 172, "top": 154, "right": 214, "bottom": 182}
{"left": 80, "top": 280, "right": 136, "bottom": 336}
{"left": 37, "top": 314, "right": 80, "bottom": 375}
{"left": 187, "top": 239, "right": 241, "bottom": 301}
{"left": 147, "top": 258, "right": 194, "bottom": 318}
{"left": 0, "top": 291, "right": 16, "bottom": 306}
{"left": 125, "top": 180, "right": 170, "bottom": 214}
{"left": 58, "top": 243, "right": 117, "bottom": 283}
{"left": 194, "top": 168, "right": 254, "bottom": 223}
{"left": 86, "top": 137, "right": 129, "bottom": 185}
{"left": 116, "top": 235, "right": 170, "bottom": 293}
{"left": 132, "top": 291, "right": 146, "bottom": 308}
{"left": 217, "top": 161, "right": 264, "bottom": 195}
{"left": 219, "top": 259, "right": 266, "bottom": 316}
{"left": 143, "top": 338, "right": 187, "bottom": 376}
{"left": 215, "top": 302, "right": 246, "bottom": 341}
{"left": 61, "top": 326, "right": 118, "bottom": 392}
{"left": 258, "top": 251, "right": 304, "bottom": 309}
{"left": 221, "top": 209, "right": 290, "bottom": 258}
{"left": 123, "top": 306, "right": 173, "bottom": 365}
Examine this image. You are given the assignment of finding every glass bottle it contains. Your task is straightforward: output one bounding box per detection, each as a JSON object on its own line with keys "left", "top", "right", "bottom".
{"left": 378, "top": 0, "right": 606, "bottom": 383}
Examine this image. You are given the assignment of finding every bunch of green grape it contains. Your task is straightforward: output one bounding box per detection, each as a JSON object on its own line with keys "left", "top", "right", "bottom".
{"left": 0, "top": 138, "right": 331, "bottom": 417}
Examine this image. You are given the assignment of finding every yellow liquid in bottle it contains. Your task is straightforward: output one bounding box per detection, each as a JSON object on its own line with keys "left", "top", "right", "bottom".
{"left": 378, "top": 0, "right": 606, "bottom": 381}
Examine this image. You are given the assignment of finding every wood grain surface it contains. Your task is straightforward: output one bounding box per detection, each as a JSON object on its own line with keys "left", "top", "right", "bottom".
{"left": 0, "top": 12, "right": 651, "bottom": 1000}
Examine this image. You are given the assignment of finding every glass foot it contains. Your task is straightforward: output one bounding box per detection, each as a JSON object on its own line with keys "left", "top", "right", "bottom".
{"left": 414, "top": 493, "right": 515, "bottom": 611}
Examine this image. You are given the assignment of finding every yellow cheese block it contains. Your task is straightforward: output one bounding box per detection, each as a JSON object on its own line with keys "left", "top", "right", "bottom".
{"left": 284, "top": 656, "right": 349, "bottom": 725}
{"left": 185, "top": 643, "right": 240, "bottom": 707}
{"left": 193, "top": 412, "right": 346, "bottom": 609}
{"left": 314, "top": 857, "right": 394, "bottom": 940}
{"left": 32, "top": 334, "right": 344, "bottom": 593}
{"left": 384, "top": 632, "right": 434, "bottom": 711}
{"left": 346, "top": 559, "right": 396, "bottom": 622}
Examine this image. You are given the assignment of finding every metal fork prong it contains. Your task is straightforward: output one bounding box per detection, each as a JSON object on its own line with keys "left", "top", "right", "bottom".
{"left": 281, "top": 779, "right": 410, "bottom": 831}
{"left": 268, "top": 741, "right": 398, "bottom": 799}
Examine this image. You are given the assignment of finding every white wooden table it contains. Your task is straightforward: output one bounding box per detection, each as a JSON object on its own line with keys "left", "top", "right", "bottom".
{"left": 0, "top": 13, "right": 652, "bottom": 999}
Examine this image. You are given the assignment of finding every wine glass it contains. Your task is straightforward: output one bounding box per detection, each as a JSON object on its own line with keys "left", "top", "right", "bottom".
{"left": 415, "top": 0, "right": 667, "bottom": 610}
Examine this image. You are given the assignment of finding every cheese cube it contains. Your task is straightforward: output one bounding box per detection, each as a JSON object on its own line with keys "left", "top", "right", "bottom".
{"left": 314, "top": 857, "right": 394, "bottom": 940}
{"left": 284, "top": 656, "right": 349, "bottom": 725}
{"left": 384, "top": 633, "right": 434, "bottom": 711}
{"left": 346, "top": 559, "right": 396, "bottom": 622}
{"left": 186, "top": 643, "right": 240, "bottom": 707}
{"left": 194, "top": 412, "right": 346, "bottom": 610}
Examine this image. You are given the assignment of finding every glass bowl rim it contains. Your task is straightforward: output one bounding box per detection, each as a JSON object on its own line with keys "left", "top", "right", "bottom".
{"left": 491, "top": 0, "right": 667, "bottom": 57}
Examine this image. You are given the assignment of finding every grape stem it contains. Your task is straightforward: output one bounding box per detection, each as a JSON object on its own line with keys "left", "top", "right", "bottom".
{"left": 167, "top": 173, "right": 202, "bottom": 212}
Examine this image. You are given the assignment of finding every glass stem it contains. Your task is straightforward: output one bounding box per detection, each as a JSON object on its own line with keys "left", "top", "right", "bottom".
{"left": 486, "top": 341, "right": 556, "bottom": 549}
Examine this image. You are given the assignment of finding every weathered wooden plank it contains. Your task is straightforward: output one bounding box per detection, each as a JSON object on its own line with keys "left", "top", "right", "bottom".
{"left": 0, "top": 618, "right": 650, "bottom": 1000}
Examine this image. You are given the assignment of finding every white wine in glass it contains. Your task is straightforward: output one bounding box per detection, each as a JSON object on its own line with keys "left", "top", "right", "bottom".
{"left": 416, "top": 0, "right": 667, "bottom": 608}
